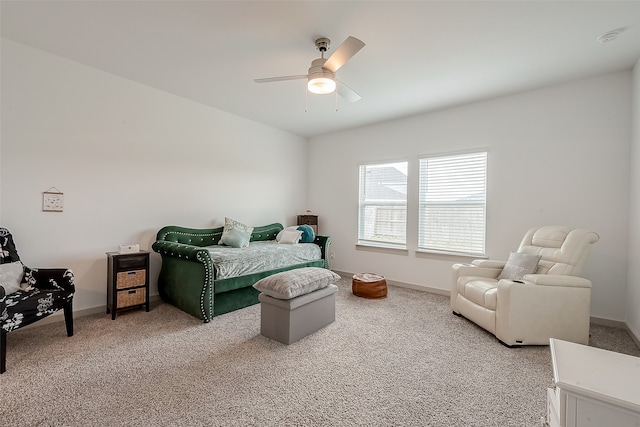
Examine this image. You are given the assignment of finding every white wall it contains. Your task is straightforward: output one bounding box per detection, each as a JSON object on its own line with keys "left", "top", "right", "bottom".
{"left": 0, "top": 39, "right": 308, "bottom": 312}
{"left": 2, "top": 37, "right": 636, "bottom": 328}
{"left": 628, "top": 58, "right": 640, "bottom": 338}
{"left": 309, "top": 71, "right": 632, "bottom": 322}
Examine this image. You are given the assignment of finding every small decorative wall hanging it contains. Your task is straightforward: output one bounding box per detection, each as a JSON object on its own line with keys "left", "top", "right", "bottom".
{"left": 42, "top": 187, "right": 64, "bottom": 212}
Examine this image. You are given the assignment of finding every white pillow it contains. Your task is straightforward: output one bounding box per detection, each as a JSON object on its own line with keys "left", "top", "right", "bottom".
{"left": 0, "top": 261, "right": 24, "bottom": 295}
{"left": 278, "top": 229, "right": 302, "bottom": 244}
{"left": 253, "top": 267, "right": 341, "bottom": 300}
{"left": 276, "top": 226, "right": 302, "bottom": 243}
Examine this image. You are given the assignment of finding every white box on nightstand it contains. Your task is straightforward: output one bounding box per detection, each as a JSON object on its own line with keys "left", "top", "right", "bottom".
{"left": 118, "top": 244, "right": 139, "bottom": 254}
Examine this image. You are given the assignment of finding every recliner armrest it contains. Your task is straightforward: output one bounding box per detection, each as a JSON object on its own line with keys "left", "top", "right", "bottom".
{"left": 452, "top": 263, "right": 502, "bottom": 279}
{"left": 521, "top": 274, "right": 592, "bottom": 288}
{"left": 23, "top": 267, "right": 75, "bottom": 293}
{"left": 472, "top": 259, "right": 507, "bottom": 269}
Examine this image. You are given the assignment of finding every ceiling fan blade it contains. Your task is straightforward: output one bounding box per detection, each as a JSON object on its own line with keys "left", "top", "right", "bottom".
{"left": 254, "top": 75, "right": 308, "bottom": 83}
{"left": 337, "top": 80, "right": 361, "bottom": 103}
{"left": 323, "top": 36, "right": 365, "bottom": 73}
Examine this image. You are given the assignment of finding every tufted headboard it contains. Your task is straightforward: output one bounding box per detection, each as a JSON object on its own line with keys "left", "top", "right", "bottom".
{"left": 155, "top": 223, "right": 284, "bottom": 248}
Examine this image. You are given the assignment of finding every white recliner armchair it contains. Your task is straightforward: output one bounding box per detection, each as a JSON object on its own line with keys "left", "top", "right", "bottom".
{"left": 451, "top": 226, "right": 599, "bottom": 346}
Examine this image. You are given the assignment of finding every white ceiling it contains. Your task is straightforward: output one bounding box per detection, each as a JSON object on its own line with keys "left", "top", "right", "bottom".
{"left": 2, "top": 1, "right": 640, "bottom": 138}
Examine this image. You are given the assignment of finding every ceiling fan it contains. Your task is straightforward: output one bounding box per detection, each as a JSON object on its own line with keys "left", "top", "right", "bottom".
{"left": 254, "top": 36, "right": 366, "bottom": 102}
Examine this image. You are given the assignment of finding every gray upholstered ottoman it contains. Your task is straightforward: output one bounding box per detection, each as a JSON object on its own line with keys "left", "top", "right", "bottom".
{"left": 258, "top": 284, "right": 338, "bottom": 344}
{"left": 253, "top": 267, "right": 341, "bottom": 345}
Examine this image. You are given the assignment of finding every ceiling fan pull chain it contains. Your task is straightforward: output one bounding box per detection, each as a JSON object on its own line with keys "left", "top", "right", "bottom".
{"left": 305, "top": 86, "right": 308, "bottom": 112}
{"left": 335, "top": 85, "right": 339, "bottom": 112}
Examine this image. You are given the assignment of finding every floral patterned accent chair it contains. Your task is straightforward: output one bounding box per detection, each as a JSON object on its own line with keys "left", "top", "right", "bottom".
{"left": 0, "top": 228, "right": 75, "bottom": 373}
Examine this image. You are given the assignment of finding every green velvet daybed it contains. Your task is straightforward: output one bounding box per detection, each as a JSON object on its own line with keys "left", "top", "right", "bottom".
{"left": 152, "top": 223, "right": 331, "bottom": 322}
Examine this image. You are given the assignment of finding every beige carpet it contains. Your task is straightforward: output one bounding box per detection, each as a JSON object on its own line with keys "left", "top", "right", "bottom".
{"left": 2, "top": 276, "right": 639, "bottom": 426}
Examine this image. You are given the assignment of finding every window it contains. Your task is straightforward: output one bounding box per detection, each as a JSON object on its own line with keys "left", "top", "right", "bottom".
{"left": 418, "top": 152, "right": 487, "bottom": 255}
{"left": 358, "top": 161, "right": 408, "bottom": 247}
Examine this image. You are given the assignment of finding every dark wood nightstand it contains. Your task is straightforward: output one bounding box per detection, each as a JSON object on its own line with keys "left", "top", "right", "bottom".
{"left": 297, "top": 214, "right": 318, "bottom": 234}
{"left": 106, "top": 251, "right": 150, "bottom": 320}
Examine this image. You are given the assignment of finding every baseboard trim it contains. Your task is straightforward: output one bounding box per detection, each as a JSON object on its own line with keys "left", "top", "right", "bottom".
{"left": 630, "top": 327, "right": 640, "bottom": 349}
{"left": 334, "top": 270, "right": 450, "bottom": 296}
{"left": 590, "top": 316, "right": 626, "bottom": 328}
{"left": 18, "top": 295, "right": 163, "bottom": 330}
{"left": 591, "top": 316, "right": 640, "bottom": 349}
{"left": 387, "top": 278, "right": 450, "bottom": 296}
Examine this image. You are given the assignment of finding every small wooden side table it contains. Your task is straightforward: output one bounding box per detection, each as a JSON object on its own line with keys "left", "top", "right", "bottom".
{"left": 297, "top": 214, "right": 318, "bottom": 234}
{"left": 106, "top": 251, "right": 150, "bottom": 320}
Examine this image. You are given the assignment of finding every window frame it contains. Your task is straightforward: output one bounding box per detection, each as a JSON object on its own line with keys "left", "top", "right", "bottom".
{"left": 417, "top": 150, "right": 487, "bottom": 257}
{"left": 357, "top": 161, "right": 409, "bottom": 249}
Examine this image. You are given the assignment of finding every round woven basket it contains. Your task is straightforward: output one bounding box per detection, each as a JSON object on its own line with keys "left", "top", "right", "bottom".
{"left": 352, "top": 273, "right": 387, "bottom": 299}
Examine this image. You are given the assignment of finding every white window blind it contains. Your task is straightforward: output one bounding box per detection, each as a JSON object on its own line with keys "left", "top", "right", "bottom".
{"left": 358, "top": 162, "right": 408, "bottom": 247}
{"left": 418, "top": 152, "right": 487, "bottom": 255}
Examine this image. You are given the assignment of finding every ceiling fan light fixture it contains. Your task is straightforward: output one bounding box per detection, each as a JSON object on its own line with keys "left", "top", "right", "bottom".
{"left": 307, "top": 74, "right": 336, "bottom": 95}
{"left": 255, "top": 35, "right": 365, "bottom": 102}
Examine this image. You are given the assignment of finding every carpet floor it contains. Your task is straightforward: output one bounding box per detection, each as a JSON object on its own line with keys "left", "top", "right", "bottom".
{"left": 2, "top": 275, "right": 639, "bottom": 426}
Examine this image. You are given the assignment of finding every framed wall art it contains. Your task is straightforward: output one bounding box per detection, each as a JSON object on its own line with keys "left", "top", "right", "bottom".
{"left": 42, "top": 187, "right": 64, "bottom": 212}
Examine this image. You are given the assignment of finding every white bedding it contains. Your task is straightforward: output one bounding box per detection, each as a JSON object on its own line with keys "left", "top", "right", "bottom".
{"left": 206, "top": 241, "right": 322, "bottom": 279}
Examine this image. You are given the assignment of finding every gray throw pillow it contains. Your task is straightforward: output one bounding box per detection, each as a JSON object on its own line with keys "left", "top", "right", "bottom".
{"left": 498, "top": 251, "right": 541, "bottom": 281}
{"left": 253, "top": 267, "right": 341, "bottom": 300}
{"left": 0, "top": 261, "right": 24, "bottom": 295}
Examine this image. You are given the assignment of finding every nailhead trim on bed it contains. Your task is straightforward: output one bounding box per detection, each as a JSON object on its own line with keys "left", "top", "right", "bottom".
{"left": 196, "top": 250, "right": 213, "bottom": 323}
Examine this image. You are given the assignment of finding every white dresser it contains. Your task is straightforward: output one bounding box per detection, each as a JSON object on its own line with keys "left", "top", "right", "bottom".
{"left": 546, "top": 338, "right": 640, "bottom": 427}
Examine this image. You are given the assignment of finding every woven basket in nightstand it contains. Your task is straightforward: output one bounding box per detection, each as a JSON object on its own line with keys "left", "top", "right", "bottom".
{"left": 116, "top": 270, "right": 146, "bottom": 289}
{"left": 116, "top": 287, "right": 146, "bottom": 309}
